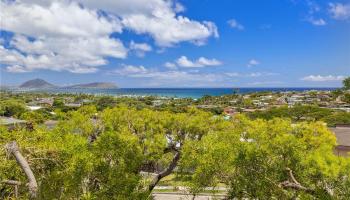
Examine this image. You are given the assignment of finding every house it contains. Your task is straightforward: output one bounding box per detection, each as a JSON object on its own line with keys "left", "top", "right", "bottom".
{"left": 64, "top": 103, "right": 82, "bottom": 107}
{"left": 36, "top": 97, "right": 54, "bottom": 107}
{"left": 223, "top": 107, "right": 236, "bottom": 116}
{"left": 152, "top": 100, "right": 163, "bottom": 107}
{"left": 330, "top": 125, "right": 350, "bottom": 157}
{"left": 27, "top": 105, "right": 42, "bottom": 111}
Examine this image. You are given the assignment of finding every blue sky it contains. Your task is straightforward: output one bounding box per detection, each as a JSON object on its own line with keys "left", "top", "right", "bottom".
{"left": 0, "top": 0, "right": 349, "bottom": 87}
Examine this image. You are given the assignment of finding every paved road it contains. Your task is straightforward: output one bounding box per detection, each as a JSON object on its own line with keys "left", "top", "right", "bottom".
{"left": 153, "top": 193, "right": 226, "bottom": 200}
{"left": 154, "top": 186, "right": 227, "bottom": 191}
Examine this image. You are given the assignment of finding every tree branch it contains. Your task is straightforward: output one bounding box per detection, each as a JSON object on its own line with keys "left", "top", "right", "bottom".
{"left": 1, "top": 180, "right": 23, "bottom": 185}
{"left": 279, "top": 168, "right": 315, "bottom": 195}
{"left": 88, "top": 124, "right": 104, "bottom": 144}
{"left": 148, "top": 149, "right": 180, "bottom": 192}
{"left": 5, "top": 141, "right": 38, "bottom": 199}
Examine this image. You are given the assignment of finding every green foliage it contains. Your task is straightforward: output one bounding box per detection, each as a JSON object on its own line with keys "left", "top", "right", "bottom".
{"left": 96, "top": 96, "right": 116, "bottom": 111}
{"left": 331, "top": 89, "right": 344, "bottom": 98}
{"left": 181, "top": 115, "right": 350, "bottom": 199}
{"left": 323, "top": 112, "right": 350, "bottom": 127}
{"left": 21, "top": 110, "right": 46, "bottom": 124}
{"left": 0, "top": 99, "right": 26, "bottom": 117}
{"left": 52, "top": 98, "right": 64, "bottom": 108}
{"left": 343, "top": 93, "right": 350, "bottom": 104}
{"left": 343, "top": 77, "right": 350, "bottom": 90}
{"left": 1, "top": 92, "right": 350, "bottom": 199}
{"left": 248, "top": 105, "right": 349, "bottom": 126}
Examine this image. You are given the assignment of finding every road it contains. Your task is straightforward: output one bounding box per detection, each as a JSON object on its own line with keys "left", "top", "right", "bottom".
{"left": 153, "top": 193, "right": 226, "bottom": 200}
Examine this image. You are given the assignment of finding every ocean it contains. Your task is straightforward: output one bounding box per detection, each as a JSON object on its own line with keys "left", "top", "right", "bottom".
{"left": 10, "top": 87, "right": 338, "bottom": 99}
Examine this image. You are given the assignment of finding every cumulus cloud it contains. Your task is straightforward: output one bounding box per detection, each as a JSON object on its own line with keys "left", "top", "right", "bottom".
{"left": 301, "top": 75, "right": 345, "bottom": 81}
{"left": 113, "top": 64, "right": 149, "bottom": 75}
{"left": 164, "top": 62, "right": 177, "bottom": 69}
{"left": 225, "top": 72, "right": 278, "bottom": 78}
{"left": 110, "top": 64, "right": 223, "bottom": 87}
{"left": 1, "top": 1, "right": 126, "bottom": 73}
{"left": 329, "top": 2, "right": 350, "bottom": 20}
{"left": 175, "top": 56, "right": 222, "bottom": 68}
{"left": 306, "top": 17, "right": 327, "bottom": 26}
{"left": 227, "top": 19, "right": 244, "bottom": 30}
{"left": 0, "top": 0, "right": 218, "bottom": 73}
{"left": 247, "top": 59, "right": 260, "bottom": 67}
{"left": 0, "top": 1, "right": 122, "bottom": 38}
{"left": 2, "top": 34, "right": 126, "bottom": 73}
{"left": 129, "top": 41, "right": 152, "bottom": 57}
{"left": 302, "top": 0, "right": 327, "bottom": 26}
{"left": 79, "top": 0, "right": 218, "bottom": 46}
{"left": 248, "top": 81, "right": 283, "bottom": 86}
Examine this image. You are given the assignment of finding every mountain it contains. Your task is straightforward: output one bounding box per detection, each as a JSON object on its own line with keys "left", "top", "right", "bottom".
{"left": 19, "top": 79, "right": 56, "bottom": 89}
{"left": 67, "top": 82, "right": 118, "bottom": 89}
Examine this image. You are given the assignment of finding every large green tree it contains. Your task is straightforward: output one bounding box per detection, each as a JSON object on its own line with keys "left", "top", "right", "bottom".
{"left": 181, "top": 115, "right": 350, "bottom": 199}
{"left": 343, "top": 77, "right": 350, "bottom": 90}
{"left": 1, "top": 107, "right": 350, "bottom": 199}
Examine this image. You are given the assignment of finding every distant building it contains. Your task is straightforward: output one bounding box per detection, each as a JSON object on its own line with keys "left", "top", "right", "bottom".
{"left": 223, "top": 107, "right": 236, "bottom": 116}
{"left": 330, "top": 125, "right": 350, "bottom": 157}
{"left": 152, "top": 100, "right": 163, "bottom": 107}
{"left": 36, "top": 98, "right": 54, "bottom": 107}
{"left": 27, "top": 105, "right": 42, "bottom": 111}
{"left": 64, "top": 103, "right": 82, "bottom": 107}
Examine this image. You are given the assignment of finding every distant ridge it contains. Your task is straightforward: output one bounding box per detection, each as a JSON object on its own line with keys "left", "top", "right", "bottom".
{"left": 67, "top": 82, "right": 118, "bottom": 89}
{"left": 19, "top": 78, "right": 56, "bottom": 89}
{"left": 19, "top": 79, "right": 118, "bottom": 89}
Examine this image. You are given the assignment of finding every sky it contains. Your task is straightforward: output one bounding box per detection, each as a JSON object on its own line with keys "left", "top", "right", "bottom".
{"left": 0, "top": 0, "right": 349, "bottom": 88}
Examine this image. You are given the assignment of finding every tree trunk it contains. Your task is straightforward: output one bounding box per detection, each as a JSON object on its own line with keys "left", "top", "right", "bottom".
{"left": 5, "top": 141, "right": 38, "bottom": 199}
{"left": 148, "top": 151, "right": 180, "bottom": 192}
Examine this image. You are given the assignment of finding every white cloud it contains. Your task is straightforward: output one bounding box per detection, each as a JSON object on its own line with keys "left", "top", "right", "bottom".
{"left": 306, "top": 17, "right": 327, "bottom": 26}
{"left": 302, "top": 1, "right": 327, "bottom": 26}
{"left": 79, "top": 0, "right": 218, "bottom": 46}
{"left": 111, "top": 66, "right": 223, "bottom": 86}
{"left": 0, "top": 0, "right": 218, "bottom": 73}
{"left": 0, "top": 1, "right": 122, "bottom": 38}
{"left": 164, "top": 62, "right": 177, "bottom": 69}
{"left": 301, "top": 75, "right": 345, "bottom": 81}
{"left": 6, "top": 65, "right": 30, "bottom": 73}
{"left": 2, "top": 34, "right": 126, "bottom": 73}
{"left": 129, "top": 41, "right": 152, "bottom": 52}
{"left": 225, "top": 72, "right": 278, "bottom": 78}
{"left": 174, "top": 2, "right": 185, "bottom": 13}
{"left": 0, "top": 1, "right": 127, "bottom": 73}
{"left": 113, "top": 64, "right": 149, "bottom": 75}
{"left": 121, "top": 16, "right": 218, "bottom": 47}
{"left": 176, "top": 56, "right": 222, "bottom": 68}
{"left": 248, "top": 81, "right": 283, "bottom": 86}
{"left": 129, "top": 41, "right": 152, "bottom": 57}
{"left": 227, "top": 19, "right": 244, "bottom": 30}
{"left": 197, "top": 57, "right": 222, "bottom": 66}
{"left": 329, "top": 3, "right": 350, "bottom": 20}
{"left": 247, "top": 59, "right": 260, "bottom": 67}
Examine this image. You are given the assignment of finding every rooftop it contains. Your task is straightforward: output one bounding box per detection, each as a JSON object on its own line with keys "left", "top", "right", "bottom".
{"left": 330, "top": 126, "right": 350, "bottom": 147}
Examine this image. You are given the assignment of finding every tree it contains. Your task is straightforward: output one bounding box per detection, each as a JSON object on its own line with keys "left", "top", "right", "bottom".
{"left": 100, "top": 106, "right": 220, "bottom": 193}
{"left": 96, "top": 96, "right": 116, "bottom": 111}
{"left": 52, "top": 98, "right": 64, "bottom": 108}
{"left": 180, "top": 115, "right": 350, "bottom": 198}
{"left": 343, "top": 93, "right": 350, "bottom": 104}
{"left": 343, "top": 77, "right": 350, "bottom": 90}
{"left": 1, "top": 107, "right": 350, "bottom": 199}
{"left": 0, "top": 100, "right": 26, "bottom": 117}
